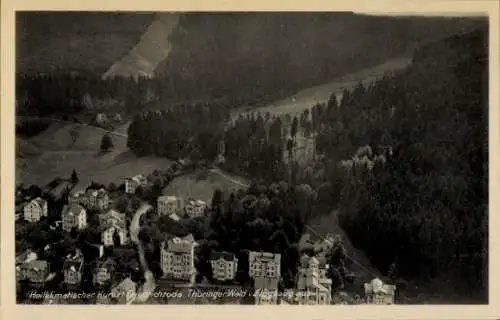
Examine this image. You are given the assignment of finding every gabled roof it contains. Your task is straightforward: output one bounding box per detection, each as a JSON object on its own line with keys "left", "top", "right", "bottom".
{"left": 211, "top": 251, "right": 237, "bottom": 262}
{"left": 158, "top": 195, "right": 179, "bottom": 203}
{"left": 25, "top": 260, "right": 48, "bottom": 271}
{"left": 98, "top": 210, "right": 126, "bottom": 230}
{"left": 127, "top": 174, "right": 147, "bottom": 184}
{"left": 63, "top": 256, "right": 84, "bottom": 272}
{"left": 162, "top": 234, "right": 197, "bottom": 253}
{"left": 25, "top": 197, "right": 46, "bottom": 210}
{"left": 16, "top": 250, "right": 38, "bottom": 264}
{"left": 95, "top": 258, "right": 116, "bottom": 271}
{"left": 364, "top": 278, "right": 396, "bottom": 295}
{"left": 87, "top": 188, "right": 108, "bottom": 198}
{"left": 249, "top": 251, "right": 281, "bottom": 264}
{"left": 62, "top": 204, "right": 86, "bottom": 217}
{"left": 186, "top": 199, "right": 206, "bottom": 207}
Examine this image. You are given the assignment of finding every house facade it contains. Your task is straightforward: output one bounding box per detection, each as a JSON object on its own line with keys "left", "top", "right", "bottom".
{"left": 98, "top": 210, "right": 128, "bottom": 247}
{"left": 62, "top": 204, "right": 87, "bottom": 232}
{"left": 93, "top": 258, "right": 115, "bottom": 286}
{"left": 87, "top": 188, "right": 111, "bottom": 211}
{"left": 248, "top": 251, "right": 281, "bottom": 279}
{"left": 254, "top": 277, "right": 279, "bottom": 305}
{"left": 63, "top": 250, "right": 84, "bottom": 286}
{"left": 16, "top": 249, "right": 38, "bottom": 282}
{"left": 68, "top": 190, "right": 90, "bottom": 208}
{"left": 111, "top": 278, "right": 137, "bottom": 304}
{"left": 23, "top": 197, "right": 48, "bottom": 222}
{"left": 69, "top": 188, "right": 110, "bottom": 211}
{"left": 364, "top": 278, "right": 396, "bottom": 305}
{"left": 157, "top": 196, "right": 183, "bottom": 216}
{"left": 24, "top": 260, "right": 50, "bottom": 284}
{"left": 210, "top": 252, "right": 238, "bottom": 281}
{"left": 295, "top": 255, "right": 332, "bottom": 305}
{"left": 125, "top": 174, "right": 147, "bottom": 194}
{"left": 184, "top": 199, "right": 207, "bottom": 218}
{"left": 161, "top": 234, "right": 197, "bottom": 283}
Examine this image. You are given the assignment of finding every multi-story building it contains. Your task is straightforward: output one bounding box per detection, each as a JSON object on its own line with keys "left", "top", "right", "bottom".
{"left": 157, "top": 196, "right": 183, "bottom": 216}
{"left": 68, "top": 190, "right": 90, "bottom": 208}
{"left": 160, "top": 234, "right": 197, "bottom": 283}
{"left": 24, "top": 260, "right": 50, "bottom": 284}
{"left": 364, "top": 278, "right": 396, "bottom": 304}
{"left": 62, "top": 204, "right": 87, "bottom": 232}
{"left": 63, "top": 249, "right": 84, "bottom": 286}
{"left": 295, "top": 254, "right": 332, "bottom": 305}
{"left": 125, "top": 174, "right": 147, "bottom": 194}
{"left": 210, "top": 252, "right": 238, "bottom": 281}
{"left": 93, "top": 258, "right": 116, "bottom": 286}
{"left": 16, "top": 249, "right": 38, "bottom": 282}
{"left": 98, "top": 209, "right": 128, "bottom": 247}
{"left": 111, "top": 277, "right": 137, "bottom": 304}
{"left": 23, "top": 197, "right": 48, "bottom": 222}
{"left": 248, "top": 251, "right": 281, "bottom": 279}
{"left": 69, "top": 188, "right": 110, "bottom": 211}
{"left": 184, "top": 199, "right": 207, "bottom": 218}
{"left": 87, "top": 188, "right": 111, "bottom": 211}
{"left": 254, "top": 277, "right": 279, "bottom": 305}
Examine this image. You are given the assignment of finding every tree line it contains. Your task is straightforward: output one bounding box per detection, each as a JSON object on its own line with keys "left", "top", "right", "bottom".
{"left": 127, "top": 101, "right": 229, "bottom": 161}
{"left": 312, "top": 29, "right": 488, "bottom": 297}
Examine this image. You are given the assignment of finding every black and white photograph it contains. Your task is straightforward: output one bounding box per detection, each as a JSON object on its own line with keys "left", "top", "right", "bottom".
{"left": 12, "top": 10, "right": 489, "bottom": 306}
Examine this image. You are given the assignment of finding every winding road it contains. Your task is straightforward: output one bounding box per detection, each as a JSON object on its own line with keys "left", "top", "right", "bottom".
{"left": 129, "top": 203, "right": 156, "bottom": 304}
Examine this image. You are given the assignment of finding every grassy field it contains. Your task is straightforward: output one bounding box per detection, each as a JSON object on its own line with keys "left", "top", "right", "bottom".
{"left": 162, "top": 170, "right": 248, "bottom": 205}
{"left": 16, "top": 137, "right": 42, "bottom": 158}
{"left": 230, "top": 57, "right": 412, "bottom": 120}
{"left": 16, "top": 120, "right": 172, "bottom": 189}
{"left": 29, "top": 122, "right": 127, "bottom": 151}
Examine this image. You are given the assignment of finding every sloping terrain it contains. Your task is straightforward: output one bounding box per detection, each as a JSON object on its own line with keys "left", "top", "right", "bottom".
{"left": 16, "top": 120, "right": 171, "bottom": 189}
{"left": 29, "top": 122, "right": 127, "bottom": 151}
{"left": 231, "top": 56, "right": 412, "bottom": 120}
{"left": 18, "top": 12, "right": 484, "bottom": 87}
{"left": 162, "top": 170, "right": 245, "bottom": 205}
{"left": 16, "top": 137, "right": 42, "bottom": 158}
{"left": 103, "top": 13, "right": 181, "bottom": 79}
{"left": 156, "top": 13, "right": 484, "bottom": 100}
{"left": 16, "top": 12, "right": 155, "bottom": 74}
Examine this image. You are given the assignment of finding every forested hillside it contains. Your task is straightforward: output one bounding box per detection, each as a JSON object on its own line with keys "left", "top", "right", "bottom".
{"left": 16, "top": 13, "right": 483, "bottom": 119}
{"left": 128, "top": 26, "right": 488, "bottom": 300}
{"left": 314, "top": 27, "right": 488, "bottom": 299}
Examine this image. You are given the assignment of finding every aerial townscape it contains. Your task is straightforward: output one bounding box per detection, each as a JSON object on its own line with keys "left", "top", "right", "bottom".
{"left": 15, "top": 12, "right": 488, "bottom": 305}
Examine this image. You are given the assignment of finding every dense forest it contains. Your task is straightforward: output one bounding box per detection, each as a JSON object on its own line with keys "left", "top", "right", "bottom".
{"left": 314, "top": 28, "right": 488, "bottom": 296}
{"left": 16, "top": 13, "right": 483, "bottom": 119}
{"left": 16, "top": 11, "right": 488, "bottom": 301}
{"left": 126, "top": 101, "right": 229, "bottom": 161}
{"left": 131, "top": 27, "right": 488, "bottom": 298}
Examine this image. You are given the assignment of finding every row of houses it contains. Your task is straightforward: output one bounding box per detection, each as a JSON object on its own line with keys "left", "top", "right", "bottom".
{"left": 157, "top": 196, "right": 207, "bottom": 218}
{"left": 157, "top": 236, "right": 396, "bottom": 305}
{"left": 22, "top": 174, "right": 208, "bottom": 224}
{"left": 156, "top": 234, "right": 334, "bottom": 305}
{"left": 17, "top": 246, "right": 138, "bottom": 304}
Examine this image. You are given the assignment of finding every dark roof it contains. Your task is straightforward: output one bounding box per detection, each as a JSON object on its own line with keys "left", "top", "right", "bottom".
{"left": 95, "top": 258, "right": 116, "bottom": 270}
{"left": 98, "top": 210, "right": 126, "bottom": 230}
{"left": 62, "top": 204, "right": 85, "bottom": 217}
{"left": 25, "top": 260, "right": 48, "bottom": 271}
{"left": 210, "top": 251, "right": 237, "bottom": 262}
{"left": 63, "top": 259, "right": 83, "bottom": 272}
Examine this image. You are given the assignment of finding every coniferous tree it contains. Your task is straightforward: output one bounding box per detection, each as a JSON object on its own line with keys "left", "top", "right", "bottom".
{"left": 100, "top": 134, "right": 114, "bottom": 153}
